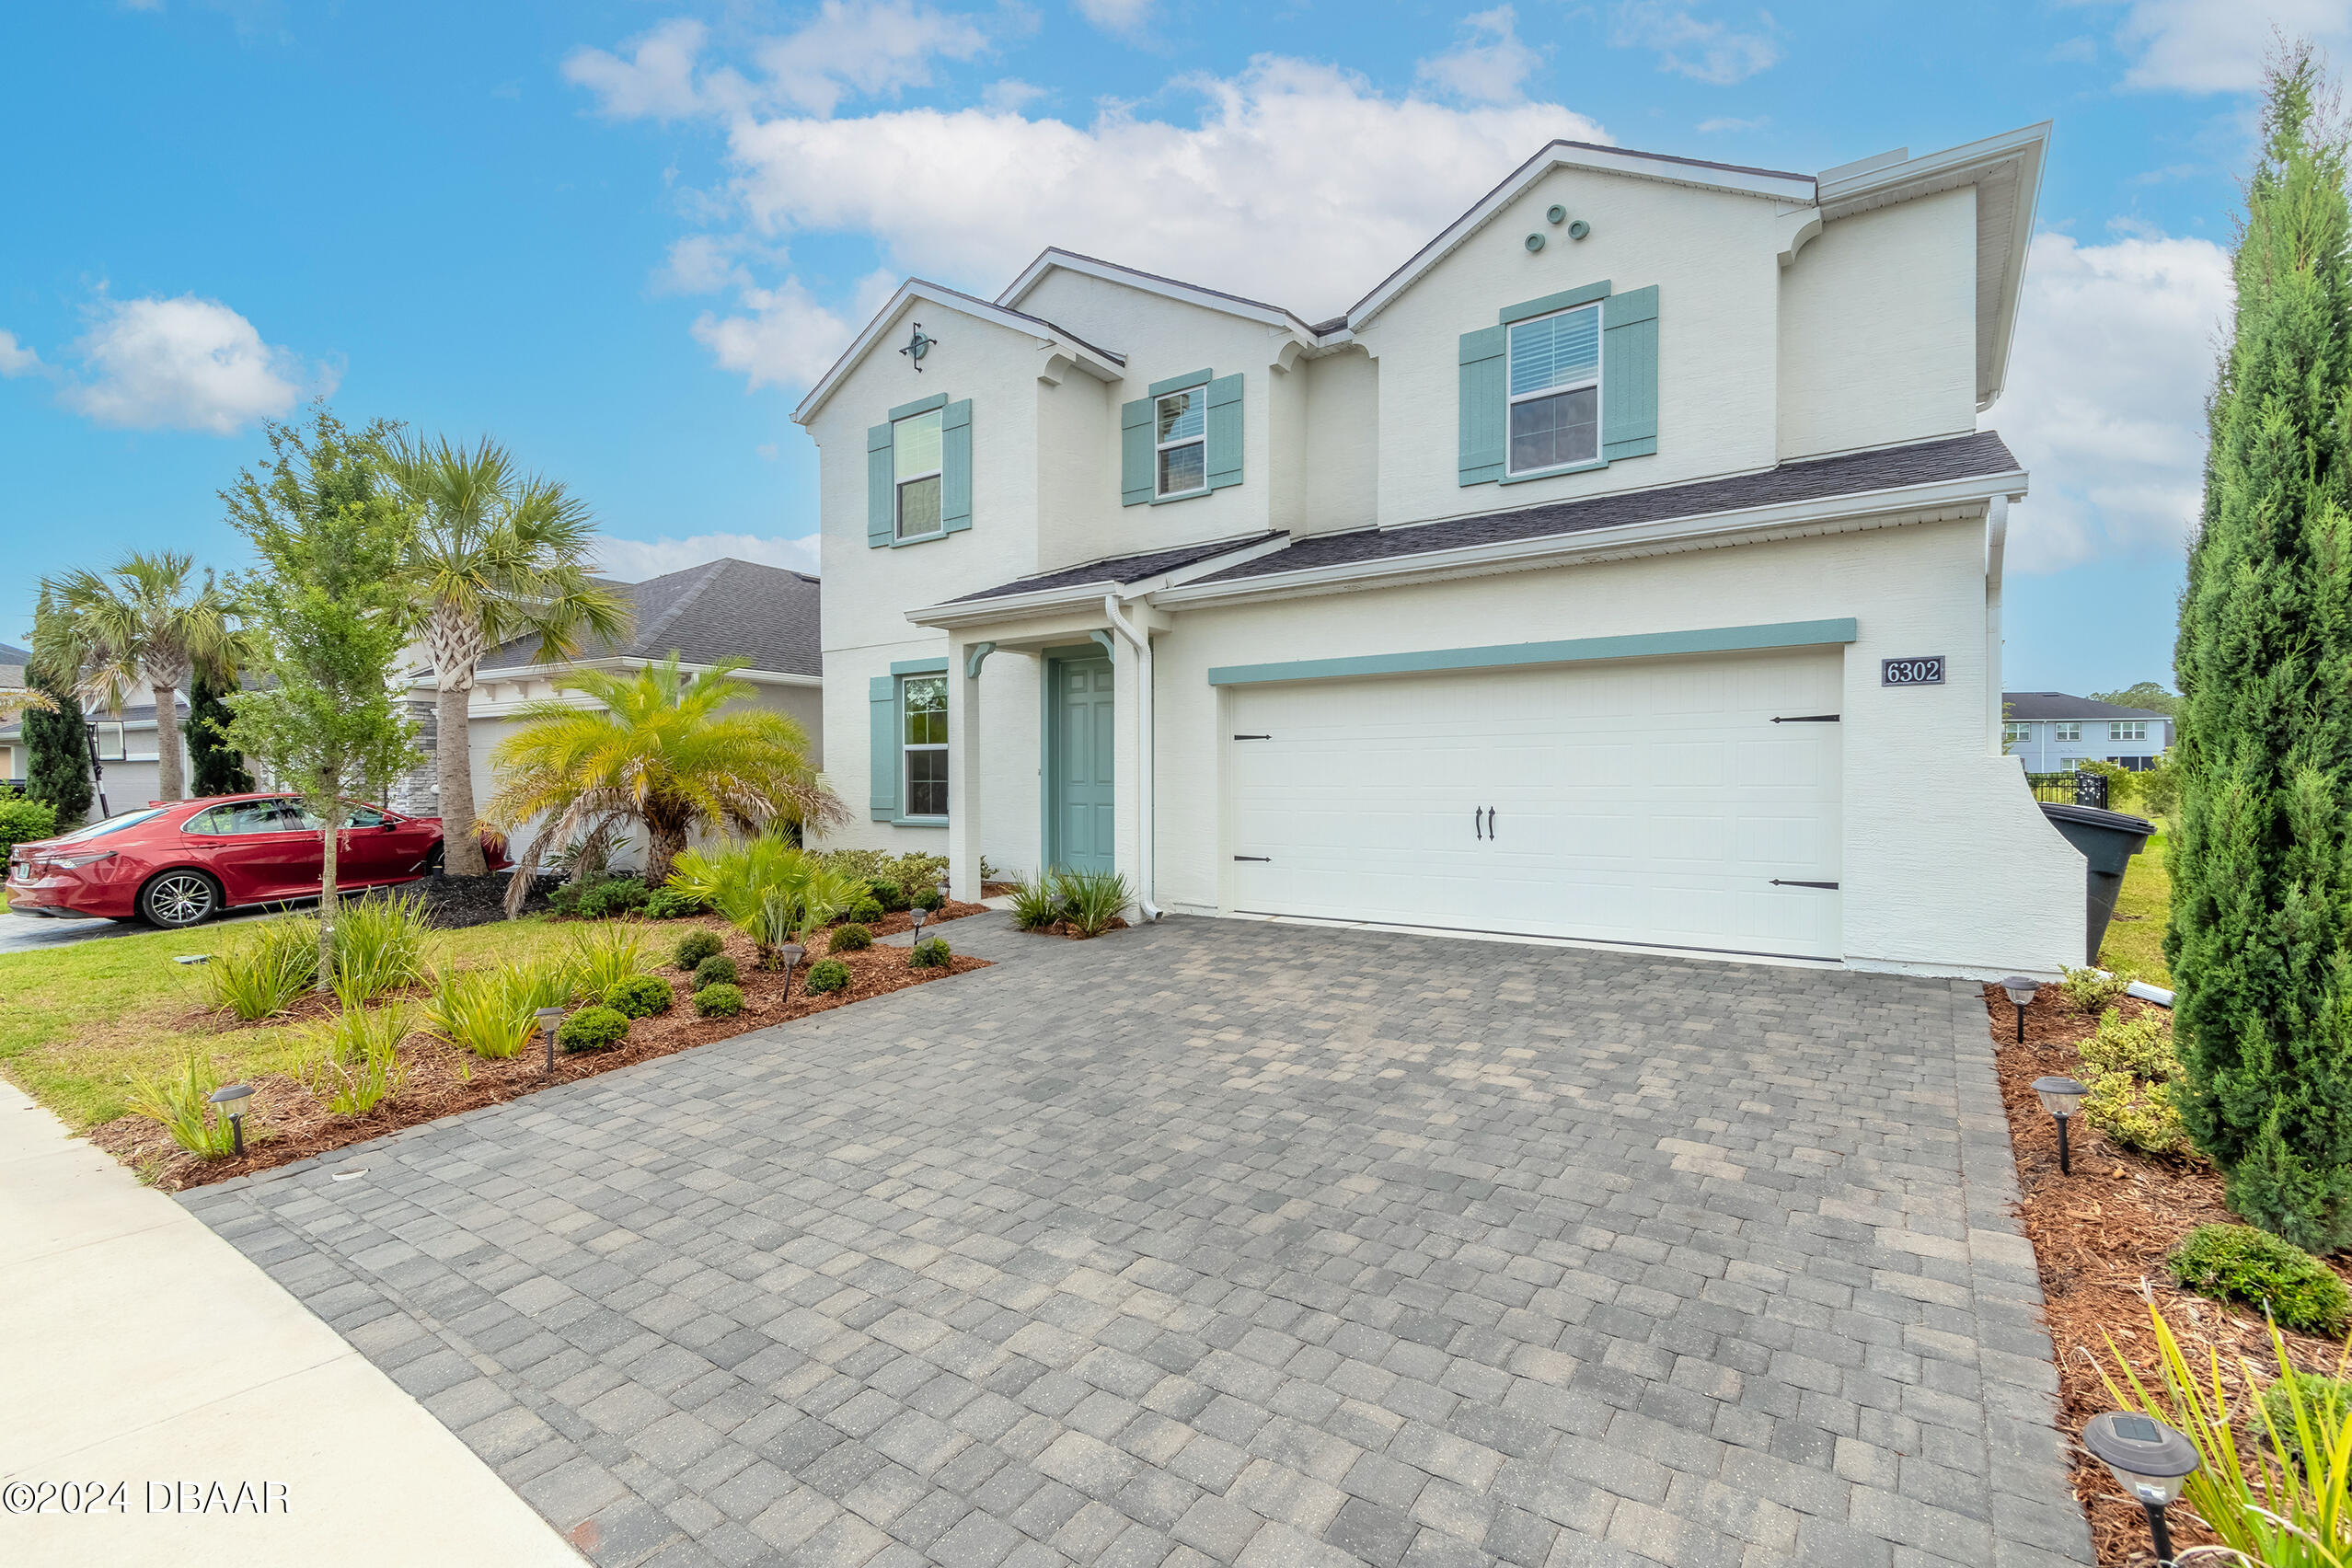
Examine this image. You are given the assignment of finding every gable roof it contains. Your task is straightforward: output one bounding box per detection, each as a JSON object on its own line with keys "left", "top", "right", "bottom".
{"left": 475, "top": 557, "right": 823, "bottom": 678}
{"left": 2001, "top": 692, "right": 2171, "bottom": 723}
{"left": 0, "top": 643, "right": 29, "bottom": 664}
{"left": 792, "top": 278, "right": 1124, "bottom": 426}
{"left": 996, "top": 248, "right": 1317, "bottom": 334}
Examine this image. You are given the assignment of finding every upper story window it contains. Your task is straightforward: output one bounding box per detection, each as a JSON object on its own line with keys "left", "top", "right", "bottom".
{"left": 903, "top": 675, "right": 948, "bottom": 818}
{"left": 2109, "top": 720, "right": 2148, "bottom": 742}
{"left": 893, "top": 408, "right": 944, "bottom": 541}
{"left": 94, "top": 721, "right": 124, "bottom": 761}
{"left": 1506, "top": 304, "right": 1601, "bottom": 476}
{"left": 2002, "top": 722, "right": 2032, "bottom": 747}
{"left": 1155, "top": 387, "right": 1207, "bottom": 499}
{"left": 2053, "top": 721, "right": 2081, "bottom": 743}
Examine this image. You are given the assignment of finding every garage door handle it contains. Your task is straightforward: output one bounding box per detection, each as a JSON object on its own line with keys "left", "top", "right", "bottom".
{"left": 1770, "top": 879, "right": 1840, "bottom": 890}
{"left": 1486, "top": 807, "right": 1496, "bottom": 839}
{"left": 1234, "top": 855, "right": 1271, "bottom": 862}
{"left": 1771, "top": 714, "right": 1840, "bottom": 724}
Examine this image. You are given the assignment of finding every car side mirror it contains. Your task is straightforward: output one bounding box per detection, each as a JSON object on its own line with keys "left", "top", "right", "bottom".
{"left": 380, "top": 820, "right": 398, "bottom": 831}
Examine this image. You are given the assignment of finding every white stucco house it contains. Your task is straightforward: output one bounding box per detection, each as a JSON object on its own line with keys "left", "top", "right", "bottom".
{"left": 793, "top": 126, "right": 2082, "bottom": 978}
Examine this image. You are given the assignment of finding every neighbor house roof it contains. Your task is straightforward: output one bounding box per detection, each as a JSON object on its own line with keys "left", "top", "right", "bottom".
{"left": 2001, "top": 692, "right": 2171, "bottom": 723}
{"left": 474, "top": 558, "right": 823, "bottom": 678}
{"left": 0, "top": 643, "right": 29, "bottom": 664}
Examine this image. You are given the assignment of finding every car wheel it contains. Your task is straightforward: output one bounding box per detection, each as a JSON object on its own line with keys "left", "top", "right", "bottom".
{"left": 423, "top": 843, "right": 444, "bottom": 876}
{"left": 139, "top": 870, "right": 222, "bottom": 929}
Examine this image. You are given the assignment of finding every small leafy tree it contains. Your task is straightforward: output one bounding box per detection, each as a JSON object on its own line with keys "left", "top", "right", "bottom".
{"left": 22, "top": 664, "right": 92, "bottom": 825}
{"left": 2089, "top": 681, "right": 2181, "bottom": 719}
{"left": 2169, "top": 46, "right": 2352, "bottom": 1250}
{"left": 219, "top": 407, "right": 421, "bottom": 987}
{"left": 185, "top": 669, "right": 255, "bottom": 797}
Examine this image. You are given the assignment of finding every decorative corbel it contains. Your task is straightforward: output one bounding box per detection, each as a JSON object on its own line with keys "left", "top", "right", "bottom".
{"left": 963, "top": 641, "right": 997, "bottom": 679}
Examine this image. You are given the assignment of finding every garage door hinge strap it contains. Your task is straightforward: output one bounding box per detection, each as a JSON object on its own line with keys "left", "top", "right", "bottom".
{"left": 1770, "top": 714, "right": 1840, "bottom": 723}
{"left": 1234, "top": 855, "right": 1272, "bottom": 862}
{"left": 1770, "top": 879, "right": 1839, "bottom": 889}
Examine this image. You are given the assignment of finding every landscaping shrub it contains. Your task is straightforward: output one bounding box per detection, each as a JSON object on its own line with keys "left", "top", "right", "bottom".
{"left": 847, "top": 896, "right": 885, "bottom": 926}
{"left": 1055, "top": 869, "right": 1133, "bottom": 938}
{"left": 910, "top": 883, "right": 944, "bottom": 912}
{"left": 507, "top": 951, "right": 590, "bottom": 1011}
{"left": 803, "top": 959, "right": 850, "bottom": 995}
{"left": 828, "top": 923, "right": 872, "bottom": 953}
{"left": 550, "top": 875, "right": 650, "bottom": 919}
{"left": 867, "top": 877, "right": 909, "bottom": 913}
{"left": 0, "top": 798, "right": 57, "bottom": 857}
{"left": 642, "top": 885, "right": 709, "bottom": 919}
{"left": 669, "top": 837, "right": 861, "bottom": 968}
{"left": 909, "top": 936, "right": 951, "bottom": 970}
{"left": 124, "top": 1054, "right": 242, "bottom": 1159}
{"left": 673, "top": 928, "right": 725, "bottom": 971}
{"left": 2080, "top": 1007, "right": 2179, "bottom": 1079}
{"left": 694, "top": 982, "right": 744, "bottom": 1019}
{"left": 331, "top": 891, "right": 432, "bottom": 1003}
{"left": 604, "top": 974, "right": 674, "bottom": 1020}
{"left": 300, "top": 1002, "right": 412, "bottom": 1116}
{"left": 204, "top": 916, "right": 319, "bottom": 1020}
{"left": 571, "top": 924, "right": 651, "bottom": 996}
{"left": 816, "top": 848, "right": 947, "bottom": 892}
{"left": 1009, "top": 874, "right": 1061, "bottom": 931}
{"left": 2167, "top": 1224, "right": 2351, "bottom": 1334}
{"left": 692, "top": 954, "right": 739, "bottom": 992}
{"left": 2261, "top": 1371, "right": 2352, "bottom": 1471}
{"left": 425, "top": 968, "right": 538, "bottom": 1060}
{"left": 557, "top": 1005, "right": 630, "bottom": 1053}
{"left": 2058, "top": 964, "right": 2131, "bottom": 1016}
{"left": 2079, "top": 1009, "right": 2191, "bottom": 1157}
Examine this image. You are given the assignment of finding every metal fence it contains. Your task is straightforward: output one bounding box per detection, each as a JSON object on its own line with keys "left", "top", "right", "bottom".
{"left": 2026, "top": 770, "right": 2107, "bottom": 810}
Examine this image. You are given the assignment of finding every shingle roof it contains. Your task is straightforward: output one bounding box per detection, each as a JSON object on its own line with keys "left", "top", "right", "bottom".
{"left": 2002, "top": 692, "right": 2171, "bottom": 722}
{"left": 477, "top": 558, "right": 822, "bottom": 677}
{"left": 1185, "top": 431, "right": 2023, "bottom": 587}
{"left": 0, "top": 643, "right": 29, "bottom": 663}
{"left": 950, "top": 533, "right": 1286, "bottom": 604}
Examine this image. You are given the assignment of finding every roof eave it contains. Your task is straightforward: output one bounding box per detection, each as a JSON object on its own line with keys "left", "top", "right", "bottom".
{"left": 792, "top": 280, "right": 1126, "bottom": 427}
{"left": 997, "top": 248, "right": 1314, "bottom": 333}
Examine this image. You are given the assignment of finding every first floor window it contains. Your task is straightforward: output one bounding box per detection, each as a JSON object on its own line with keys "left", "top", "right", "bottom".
{"left": 2002, "top": 721, "right": 2032, "bottom": 747}
{"left": 2109, "top": 720, "right": 2147, "bottom": 742}
{"left": 95, "top": 721, "right": 124, "bottom": 760}
{"left": 894, "top": 408, "right": 943, "bottom": 540}
{"left": 903, "top": 675, "right": 947, "bottom": 817}
{"left": 1155, "top": 386, "right": 1206, "bottom": 498}
{"left": 1506, "top": 303, "right": 1601, "bottom": 475}
{"left": 2053, "top": 721, "right": 2081, "bottom": 742}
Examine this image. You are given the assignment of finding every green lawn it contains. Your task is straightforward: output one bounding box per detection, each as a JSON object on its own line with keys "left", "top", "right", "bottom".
{"left": 2095, "top": 827, "right": 2170, "bottom": 987}
{"left": 0, "top": 914, "right": 582, "bottom": 1132}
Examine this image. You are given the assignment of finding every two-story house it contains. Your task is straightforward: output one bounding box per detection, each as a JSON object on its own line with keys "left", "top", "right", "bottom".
{"left": 793, "top": 126, "right": 2081, "bottom": 978}
{"left": 2002, "top": 691, "right": 2173, "bottom": 772}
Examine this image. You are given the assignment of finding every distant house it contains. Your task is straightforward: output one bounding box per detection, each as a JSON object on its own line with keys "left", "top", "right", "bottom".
{"left": 0, "top": 639, "right": 191, "bottom": 808}
{"left": 2001, "top": 691, "right": 2173, "bottom": 772}
{"left": 0, "top": 643, "right": 27, "bottom": 787}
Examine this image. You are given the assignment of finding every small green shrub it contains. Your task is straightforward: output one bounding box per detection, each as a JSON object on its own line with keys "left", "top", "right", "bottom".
{"left": 673, "top": 928, "right": 725, "bottom": 971}
{"left": 867, "top": 877, "right": 910, "bottom": 913}
{"left": 300, "top": 1002, "right": 412, "bottom": 1116}
{"left": 557, "top": 1005, "right": 630, "bottom": 1053}
{"left": 828, "top": 923, "right": 872, "bottom": 953}
{"left": 847, "top": 896, "right": 886, "bottom": 925}
{"left": 2261, "top": 1371, "right": 2352, "bottom": 1471}
{"left": 551, "top": 875, "right": 650, "bottom": 919}
{"left": 1009, "top": 874, "right": 1061, "bottom": 931}
{"left": 1055, "top": 869, "right": 1133, "bottom": 938}
{"left": 0, "top": 797, "right": 59, "bottom": 857}
{"left": 425, "top": 967, "right": 539, "bottom": 1060}
{"left": 124, "top": 1054, "right": 242, "bottom": 1158}
{"left": 909, "top": 936, "right": 951, "bottom": 969}
{"left": 692, "top": 953, "right": 739, "bottom": 991}
{"left": 643, "top": 885, "right": 709, "bottom": 919}
{"left": 604, "top": 974, "right": 674, "bottom": 1019}
{"left": 2080, "top": 1008, "right": 2179, "bottom": 1081}
{"left": 2059, "top": 963, "right": 2131, "bottom": 1015}
{"left": 571, "top": 924, "right": 651, "bottom": 995}
{"left": 815, "top": 848, "right": 947, "bottom": 891}
{"left": 910, "top": 883, "right": 944, "bottom": 912}
{"left": 2168, "top": 1224, "right": 2352, "bottom": 1334}
{"left": 2079, "top": 1008, "right": 2190, "bottom": 1156}
{"left": 331, "top": 891, "right": 432, "bottom": 1003}
{"left": 204, "top": 917, "right": 319, "bottom": 1020}
{"left": 695, "top": 982, "right": 744, "bottom": 1019}
{"left": 803, "top": 959, "right": 851, "bottom": 995}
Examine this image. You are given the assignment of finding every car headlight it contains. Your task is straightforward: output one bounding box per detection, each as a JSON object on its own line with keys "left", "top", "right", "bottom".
{"left": 49, "top": 851, "right": 117, "bottom": 870}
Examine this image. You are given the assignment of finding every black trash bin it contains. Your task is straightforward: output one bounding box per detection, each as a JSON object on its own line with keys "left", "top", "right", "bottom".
{"left": 2038, "top": 801, "right": 2155, "bottom": 966}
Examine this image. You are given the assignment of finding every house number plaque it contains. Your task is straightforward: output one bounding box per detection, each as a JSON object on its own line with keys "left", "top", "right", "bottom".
{"left": 1880, "top": 656, "right": 1946, "bottom": 687}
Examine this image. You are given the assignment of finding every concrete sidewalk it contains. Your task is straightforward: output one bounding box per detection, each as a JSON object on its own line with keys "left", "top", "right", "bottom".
{"left": 0, "top": 1078, "right": 581, "bottom": 1568}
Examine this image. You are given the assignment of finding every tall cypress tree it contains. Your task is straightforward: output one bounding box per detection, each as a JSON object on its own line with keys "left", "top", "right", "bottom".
{"left": 22, "top": 665, "right": 92, "bottom": 826}
{"left": 2171, "top": 47, "right": 2352, "bottom": 1251}
{"left": 185, "top": 670, "right": 254, "bottom": 796}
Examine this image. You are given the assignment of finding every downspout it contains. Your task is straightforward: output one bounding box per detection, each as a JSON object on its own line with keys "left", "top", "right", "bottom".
{"left": 1101, "top": 594, "right": 1163, "bottom": 922}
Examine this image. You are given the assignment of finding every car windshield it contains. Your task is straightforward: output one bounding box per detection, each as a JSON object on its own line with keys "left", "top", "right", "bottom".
{"left": 42, "top": 807, "right": 174, "bottom": 844}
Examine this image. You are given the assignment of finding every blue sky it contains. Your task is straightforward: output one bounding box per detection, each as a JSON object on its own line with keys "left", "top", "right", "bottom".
{"left": 0, "top": 1, "right": 2300, "bottom": 692}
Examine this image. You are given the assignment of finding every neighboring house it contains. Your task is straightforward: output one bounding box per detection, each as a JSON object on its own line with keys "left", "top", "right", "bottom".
{"left": 2001, "top": 691, "right": 2173, "bottom": 772}
{"left": 0, "top": 642, "right": 28, "bottom": 788}
{"left": 0, "top": 685, "right": 190, "bottom": 813}
{"left": 794, "top": 125, "right": 2080, "bottom": 977}
{"left": 400, "top": 556, "right": 824, "bottom": 846}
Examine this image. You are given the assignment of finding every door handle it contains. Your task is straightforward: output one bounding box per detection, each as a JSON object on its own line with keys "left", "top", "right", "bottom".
{"left": 1486, "top": 807, "right": 1496, "bottom": 839}
{"left": 1474, "top": 808, "right": 1483, "bottom": 840}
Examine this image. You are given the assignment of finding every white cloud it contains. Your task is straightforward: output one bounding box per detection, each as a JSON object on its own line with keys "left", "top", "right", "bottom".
{"left": 59, "top": 294, "right": 322, "bottom": 435}
{"left": 983, "top": 77, "right": 1047, "bottom": 112}
{"left": 1417, "top": 6, "right": 1543, "bottom": 104}
{"left": 689, "top": 271, "right": 898, "bottom": 392}
{"left": 595, "top": 530, "right": 823, "bottom": 581}
{"left": 1074, "top": 0, "right": 1153, "bottom": 38}
{"left": 564, "top": 17, "right": 716, "bottom": 121}
{"left": 1988, "top": 230, "right": 2232, "bottom": 573}
{"left": 0, "top": 331, "right": 40, "bottom": 377}
{"left": 1609, "top": 2, "right": 1781, "bottom": 85}
{"left": 655, "top": 233, "right": 748, "bottom": 294}
{"left": 564, "top": 4, "right": 988, "bottom": 121}
{"left": 1696, "top": 115, "right": 1766, "bottom": 133}
{"left": 2109, "top": 0, "right": 2352, "bottom": 93}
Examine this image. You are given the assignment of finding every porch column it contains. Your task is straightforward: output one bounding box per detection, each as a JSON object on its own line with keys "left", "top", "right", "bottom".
{"left": 947, "top": 638, "right": 985, "bottom": 904}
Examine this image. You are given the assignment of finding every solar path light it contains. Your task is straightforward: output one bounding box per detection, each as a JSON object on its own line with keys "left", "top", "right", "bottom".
{"left": 2000, "top": 976, "right": 2041, "bottom": 1043}
{"left": 2034, "top": 1076, "right": 2090, "bottom": 1175}
{"left": 207, "top": 1082, "right": 253, "bottom": 1156}
{"left": 536, "top": 1007, "right": 563, "bottom": 1074}
{"left": 2082, "top": 1411, "right": 2200, "bottom": 1564}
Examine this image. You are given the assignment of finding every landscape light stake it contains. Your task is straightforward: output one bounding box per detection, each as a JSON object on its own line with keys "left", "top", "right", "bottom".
{"left": 536, "top": 1007, "right": 563, "bottom": 1075}
{"left": 778, "top": 943, "right": 804, "bottom": 999}
{"left": 207, "top": 1082, "right": 253, "bottom": 1156}
{"left": 2033, "top": 1076, "right": 2089, "bottom": 1175}
{"left": 2000, "top": 976, "right": 2041, "bottom": 1043}
{"left": 2082, "top": 1411, "right": 2199, "bottom": 1564}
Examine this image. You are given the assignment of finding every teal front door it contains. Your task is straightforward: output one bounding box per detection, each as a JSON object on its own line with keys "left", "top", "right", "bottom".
{"left": 1049, "top": 655, "right": 1115, "bottom": 873}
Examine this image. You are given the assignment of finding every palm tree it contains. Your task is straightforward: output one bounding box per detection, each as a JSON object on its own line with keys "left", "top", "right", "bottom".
{"left": 481, "top": 656, "right": 845, "bottom": 913}
{"left": 385, "top": 435, "right": 631, "bottom": 877}
{"left": 32, "top": 552, "right": 240, "bottom": 802}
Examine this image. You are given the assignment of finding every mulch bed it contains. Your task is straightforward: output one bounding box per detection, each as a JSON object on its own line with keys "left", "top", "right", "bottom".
{"left": 1987, "top": 983, "right": 2352, "bottom": 1565}
{"left": 93, "top": 904, "right": 993, "bottom": 1192}
{"left": 404, "top": 870, "right": 559, "bottom": 928}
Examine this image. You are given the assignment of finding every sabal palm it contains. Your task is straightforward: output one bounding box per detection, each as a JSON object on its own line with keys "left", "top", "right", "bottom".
{"left": 669, "top": 838, "right": 863, "bottom": 967}
{"left": 385, "top": 434, "right": 631, "bottom": 875}
{"left": 481, "top": 656, "right": 845, "bottom": 911}
{"left": 32, "top": 552, "right": 240, "bottom": 801}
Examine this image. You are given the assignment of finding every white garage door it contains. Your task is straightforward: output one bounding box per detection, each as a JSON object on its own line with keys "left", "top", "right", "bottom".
{"left": 1227, "top": 648, "right": 1843, "bottom": 959}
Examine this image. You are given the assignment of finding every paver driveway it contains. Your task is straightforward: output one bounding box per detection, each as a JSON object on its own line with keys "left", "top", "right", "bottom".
{"left": 184, "top": 915, "right": 2089, "bottom": 1568}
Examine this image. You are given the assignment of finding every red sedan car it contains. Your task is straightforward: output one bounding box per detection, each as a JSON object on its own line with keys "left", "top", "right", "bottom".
{"left": 6, "top": 793, "right": 490, "bottom": 928}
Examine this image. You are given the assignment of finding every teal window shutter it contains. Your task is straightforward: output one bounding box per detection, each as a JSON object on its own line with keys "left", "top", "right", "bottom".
{"left": 1602, "top": 286, "right": 1659, "bottom": 460}
{"left": 1458, "top": 327, "right": 1506, "bottom": 485}
{"left": 1205, "top": 374, "right": 1243, "bottom": 490}
{"left": 1120, "top": 397, "right": 1153, "bottom": 506}
{"left": 940, "top": 399, "right": 973, "bottom": 533}
{"left": 867, "top": 422, "right": 894, "bottom": 547}
{"left": 868, "top": 675, "right": 899, "bottom": 820}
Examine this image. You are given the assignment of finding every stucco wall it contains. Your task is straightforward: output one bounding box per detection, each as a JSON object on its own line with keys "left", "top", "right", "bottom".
{"left": 1297, "top": 347, "right": 1380, "bottom": 536}
{"left": 1778, "top": 186, "right": 1978, "bottom": 459}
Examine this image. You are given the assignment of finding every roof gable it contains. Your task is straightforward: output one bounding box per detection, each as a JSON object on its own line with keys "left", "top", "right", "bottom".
{"left": 997, "top": 248, "right": 1315, "bottom": 334}
{"left": 792, "top": 279, "right": 1124, "bottom": 427}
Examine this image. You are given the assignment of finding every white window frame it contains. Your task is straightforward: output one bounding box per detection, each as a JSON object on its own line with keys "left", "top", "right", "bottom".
{"left": 1505, "top": 302, "right": 1604, "bottom": 478}
{"left": 901, "top": 674, "right": 948, "bottom": 821}
{"left": 2002, "top": 721, "right": 2032, "bottom": 747}
{"left": 2109, "top": 721, "right": 2147, "bottom": 742}
{"left": 1154, "top": 386, "right": 1208, "bottom": 501}
{"left": 2052, "top": 721, "right": 2081, "bottom": 743}
{"left": 95, "top": 721, "right": 124, "bottom": 761}
{"left": 893, "top": 409, "right": 944, "bottom": 543}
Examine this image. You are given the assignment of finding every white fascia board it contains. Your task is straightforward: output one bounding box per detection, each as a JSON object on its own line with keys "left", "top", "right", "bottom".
{"left": 997, "top": 248, "right": 1313, "bottom": 333}
{"left": 1150, "top": 469, "right": 2027, "bottom": 608}
{"left": 450, "top": 657, "right": 820, "bottom": 689}
{"left": 1343, "top": 141, "right": 1817, "bottom": 333}
{"left": 792, "top": 280, "right": 1125, "bottom": 426}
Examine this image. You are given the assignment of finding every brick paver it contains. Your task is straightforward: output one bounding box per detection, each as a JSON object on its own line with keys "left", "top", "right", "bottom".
{"left": 182, "top": 915, "right": 2089, "bottom": 1568}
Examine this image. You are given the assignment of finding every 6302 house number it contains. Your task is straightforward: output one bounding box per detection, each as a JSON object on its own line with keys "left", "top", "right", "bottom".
{"left": 1881, "top": 655, "right": 1946, "bottom": 687}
